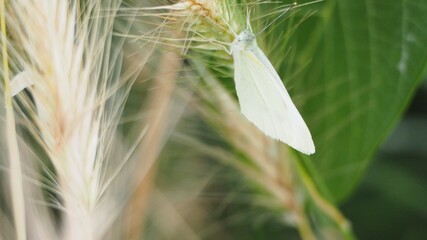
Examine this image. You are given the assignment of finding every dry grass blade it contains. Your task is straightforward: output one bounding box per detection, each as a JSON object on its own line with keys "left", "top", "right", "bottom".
{"left": 0, "top": 0, "right": 26, "bottom": 239}
{"left": 3, "top": 0, "right": 143, "bottom": 239}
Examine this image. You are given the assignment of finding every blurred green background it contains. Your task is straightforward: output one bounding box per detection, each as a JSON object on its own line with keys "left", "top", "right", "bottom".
{"left": 342, "top": 80, "right": 427, "bottom": 240}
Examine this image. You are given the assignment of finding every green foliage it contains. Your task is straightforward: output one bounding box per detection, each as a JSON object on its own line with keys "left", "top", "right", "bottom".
{"left": 266, "top": 0, "right": 427, "bottom": 201}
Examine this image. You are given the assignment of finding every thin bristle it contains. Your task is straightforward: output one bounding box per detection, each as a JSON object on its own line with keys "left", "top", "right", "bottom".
{"left": 119, "top": 0, "right": 243, "bottom": 54}
{"left": 4, "top": 0, "right": 142, "bottom": 239}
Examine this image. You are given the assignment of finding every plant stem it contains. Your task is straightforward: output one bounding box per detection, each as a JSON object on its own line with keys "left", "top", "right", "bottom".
{"left": 1, "top": 0, "right": 27, "bottom": 239}
{"left": 294, "top": 158, "right": 355, "bottom": 239}
{"left": 294, "top": 204, "right": 316, "bottom": 240}
{"left": 297, "top": 213, "right": 316, "bottom": 240}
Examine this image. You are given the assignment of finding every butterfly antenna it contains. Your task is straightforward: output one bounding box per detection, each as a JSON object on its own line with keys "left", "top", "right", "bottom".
{"left": 246, "top": 7, "right": 253, "bottom": 32}
{"left": 257, "top": 2, "right": 297, "bottom": 36}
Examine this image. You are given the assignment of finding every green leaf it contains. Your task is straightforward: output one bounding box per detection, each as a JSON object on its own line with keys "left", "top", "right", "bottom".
{"left": 270, "top": 0, "right": 427, "bottom": 200}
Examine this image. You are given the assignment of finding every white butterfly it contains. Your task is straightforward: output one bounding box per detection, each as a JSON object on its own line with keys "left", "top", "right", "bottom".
{"left": 230, "top": 26, "right": 315, "bottom": 155}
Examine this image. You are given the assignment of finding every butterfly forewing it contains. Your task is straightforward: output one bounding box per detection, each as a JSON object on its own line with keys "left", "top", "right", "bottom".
{"left": 232, "top": 45, "right": 315, "bottom": 155}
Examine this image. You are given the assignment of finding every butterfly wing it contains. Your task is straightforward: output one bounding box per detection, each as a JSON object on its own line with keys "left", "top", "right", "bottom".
{"left": 232, "top": 47, "right": 315, "bottom": 154}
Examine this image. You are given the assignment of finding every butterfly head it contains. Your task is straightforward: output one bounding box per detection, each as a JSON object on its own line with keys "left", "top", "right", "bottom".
{"left": 231, "top": 29, "right": 257, "bottom": 51}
